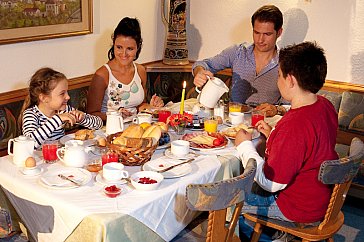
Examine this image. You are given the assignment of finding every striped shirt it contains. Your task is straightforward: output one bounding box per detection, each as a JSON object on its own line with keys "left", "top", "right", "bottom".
{"left": 192, "top": 43, "right": 281, "bottom": 105}
{"left": 22, "top": 105, "right": 103, "bottom": 148}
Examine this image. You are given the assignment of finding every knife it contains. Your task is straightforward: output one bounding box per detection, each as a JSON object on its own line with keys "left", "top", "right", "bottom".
{"left": 58, "top": 174, "right": 82, "bottom": 186}
{"left": 157, "top": 158, "right": 194, "bottom": 173}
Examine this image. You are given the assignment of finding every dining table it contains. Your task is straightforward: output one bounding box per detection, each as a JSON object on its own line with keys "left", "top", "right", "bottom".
{"left": 0, "top": 114, "right": 281, "bottom": 242}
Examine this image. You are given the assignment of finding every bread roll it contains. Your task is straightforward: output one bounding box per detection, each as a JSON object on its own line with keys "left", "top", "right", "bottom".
{"left": 154, "top": 122, "right": 169, "bottom": 133}
{"left": 75, "top": 129, "right": 95, "bottom": 140}
{"left": 113, "top": 136, "right": 127, "bottom": 146}
{"left": 121, "top": 124, "right": 144, "bottom": 138}
{"left": 142, "top": 125, "right": 162, "bottom": 141}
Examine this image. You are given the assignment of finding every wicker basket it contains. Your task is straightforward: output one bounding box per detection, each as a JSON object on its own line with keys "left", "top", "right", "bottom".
{"left": 106, "top": 132, "right": 158, "bottom": 166}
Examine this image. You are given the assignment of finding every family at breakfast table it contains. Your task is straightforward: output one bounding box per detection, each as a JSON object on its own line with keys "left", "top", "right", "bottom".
{"left": 0, "top": 3, "right": 345, "bottom": 242}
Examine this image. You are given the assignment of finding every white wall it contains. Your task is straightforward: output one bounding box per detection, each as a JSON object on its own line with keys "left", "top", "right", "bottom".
{"left": 0, "top": 0, "right": 363, "bottom": 93}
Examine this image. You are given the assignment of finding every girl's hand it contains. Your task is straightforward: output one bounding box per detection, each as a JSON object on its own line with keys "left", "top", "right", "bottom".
{"left": 235, "top": 129, "right": 253, "bottom": 147}
{"left": 149, "top": 94, "right": 164, "bottom": 108}
{"left": 255, "top": 120, "right": 272, "bottom": 138}
{"left": 69, "top": 110, "right": 85, "bottom": 123}
{"left": 58, "top": 113, "right": 77, "bottom": 126}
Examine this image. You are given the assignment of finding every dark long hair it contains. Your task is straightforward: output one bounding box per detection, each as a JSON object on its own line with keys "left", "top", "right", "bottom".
{"left": 108, "top": 17, "right": 143, "bottom": 61}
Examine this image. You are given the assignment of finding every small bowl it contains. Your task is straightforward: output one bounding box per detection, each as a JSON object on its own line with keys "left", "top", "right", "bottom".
{"left": 86, "top": 160, "right": 102, "bottom": 173}
{"left": 103, "top": 184, "right": 122, "bottom": 198}
{"left": 130, "top": 171, "right": 164, "bottom": 191}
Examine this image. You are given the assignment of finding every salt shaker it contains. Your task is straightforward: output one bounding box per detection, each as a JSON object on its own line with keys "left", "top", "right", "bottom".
{"left": 214, "top": 100, "right": 225, "bottom": 120}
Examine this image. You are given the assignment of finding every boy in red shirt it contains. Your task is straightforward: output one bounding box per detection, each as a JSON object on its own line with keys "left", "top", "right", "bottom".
{"left": 236, "top": 42, "right": 338, "bottom": 241}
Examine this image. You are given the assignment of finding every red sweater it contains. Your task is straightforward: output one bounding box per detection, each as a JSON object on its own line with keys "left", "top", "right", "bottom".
{"left": 264, "top": 95, "right": 338, "bottom": 223}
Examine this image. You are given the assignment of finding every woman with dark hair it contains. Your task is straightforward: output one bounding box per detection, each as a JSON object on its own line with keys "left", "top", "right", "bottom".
{"left": 87, "top": 17, "right": 164, "bottom": 121}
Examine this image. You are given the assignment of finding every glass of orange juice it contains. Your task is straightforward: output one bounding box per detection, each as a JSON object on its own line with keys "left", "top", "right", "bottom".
{"left": 204, "top": 118, "right": 218, "bottom": 133}
{"left": 229, "top": 102, "right": 242, "bottom": 113}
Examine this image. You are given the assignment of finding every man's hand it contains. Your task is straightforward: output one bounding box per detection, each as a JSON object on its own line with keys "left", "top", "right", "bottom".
{"left": 193, "top": 67, "right": 214, "bottom": 88}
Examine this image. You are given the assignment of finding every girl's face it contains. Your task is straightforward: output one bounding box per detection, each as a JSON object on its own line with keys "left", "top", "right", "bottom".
{"left": 43, "top": 79, "right": 70, "bottom": 112}
{"left": 113, "top": 35, "right": 138, "bottom": 65}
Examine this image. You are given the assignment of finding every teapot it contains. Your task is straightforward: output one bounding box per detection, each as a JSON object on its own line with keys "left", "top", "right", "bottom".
{"left": 8, "top": 135, "right": 35, "bottom": 167}
{"left": 106, "top": 111, "right": 124, "bottom": 135}
{"left": 56, "top": 143, "right": 90, "bottom": 167}
{"left": 195, "top": 76, "right": 229, "bottom": 108}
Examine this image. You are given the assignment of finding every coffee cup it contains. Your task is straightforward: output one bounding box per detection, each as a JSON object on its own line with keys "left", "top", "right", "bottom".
{"left": 102, "top": 162, "right": 129, "bottom": 181}
{"left": 133, "top": 113, "right": 152, "bottom": 124}
{"left": 171, "top": 140, "right": 190, "bottom": 157}
{"left": 229, "top": 112, "right": 245, "bottom": 125}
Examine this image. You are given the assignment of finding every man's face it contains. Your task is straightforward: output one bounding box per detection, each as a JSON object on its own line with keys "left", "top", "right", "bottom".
{"left": 252, "top": 20, "right": 282, "bottom": 53}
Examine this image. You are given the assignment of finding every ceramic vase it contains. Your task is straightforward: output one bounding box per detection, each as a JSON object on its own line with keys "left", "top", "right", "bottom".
{"left": 161, "top": 0, "right": 189, "bottom": 65}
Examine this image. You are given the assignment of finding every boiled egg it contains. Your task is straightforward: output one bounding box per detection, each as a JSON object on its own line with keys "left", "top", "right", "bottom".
{"left": 25, "top": 156, "right": 36, "bottom": 168}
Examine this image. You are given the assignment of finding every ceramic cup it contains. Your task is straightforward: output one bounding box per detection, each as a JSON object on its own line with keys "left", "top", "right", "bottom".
{"left": 133, "top": 113, "right": 152, "bottom": 124}
{"left": 229, "top": 112, "right": 245, "bottom": 125}
{"left": 171, "top": 140, "right": 190, "bottom": 157}
{"left": 102, "top": 162, "right": 129, "bottom": 181}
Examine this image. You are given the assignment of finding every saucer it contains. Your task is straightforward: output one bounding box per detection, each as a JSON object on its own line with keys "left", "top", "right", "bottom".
{"left": 95, "top": 173, "right": 127, "bottom": 186}
{"left": 164, "top": 148, "right": 196, "bottom": 160}
{"left": 21, "top": 167, "right": 42, "bottom": 176}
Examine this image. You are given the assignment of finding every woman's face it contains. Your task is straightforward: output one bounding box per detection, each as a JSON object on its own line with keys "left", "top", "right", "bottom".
{"left": 113, "top": 35, "right": 138, "bottom": 65}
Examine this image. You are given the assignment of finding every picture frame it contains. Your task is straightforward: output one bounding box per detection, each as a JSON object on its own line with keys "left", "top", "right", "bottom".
{"left": 0, "top": 0, "right": 92, "bottom": 45}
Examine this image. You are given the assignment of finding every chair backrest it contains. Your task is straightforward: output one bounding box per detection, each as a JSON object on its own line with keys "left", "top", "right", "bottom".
{"left": 185, "top": 158, "right": 256, "bottom": 242}
{"left": 318, "top": 137, "right": 364, "bottom": 230}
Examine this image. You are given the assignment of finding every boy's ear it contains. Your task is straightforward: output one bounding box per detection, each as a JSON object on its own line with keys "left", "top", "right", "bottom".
{"left": 287, "top": 74, "right": 297, "bottom": 88}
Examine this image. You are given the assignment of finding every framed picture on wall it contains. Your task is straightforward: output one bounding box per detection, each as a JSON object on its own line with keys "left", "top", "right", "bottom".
{"left": 0, "top": 0, "right": 92, "bottom": 45}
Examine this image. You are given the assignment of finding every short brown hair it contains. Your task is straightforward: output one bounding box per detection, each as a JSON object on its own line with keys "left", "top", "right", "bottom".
{"left": 251, "top": 5, "right": 283, "bottom": 32}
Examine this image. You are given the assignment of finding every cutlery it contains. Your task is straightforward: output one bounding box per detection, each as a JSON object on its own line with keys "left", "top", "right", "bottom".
{"left": 58, "top": 174, "right": 82, "bottom": 186}
{"left": 157, "top": 158, "right": 194, "bottom": 173}
{"left": 247, "top": 126, "right": 257, "bottom": 129}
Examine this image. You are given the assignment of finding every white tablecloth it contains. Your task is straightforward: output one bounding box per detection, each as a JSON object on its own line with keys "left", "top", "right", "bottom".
{"left": 0, "top": 153, "right": 221, "bottom": 242}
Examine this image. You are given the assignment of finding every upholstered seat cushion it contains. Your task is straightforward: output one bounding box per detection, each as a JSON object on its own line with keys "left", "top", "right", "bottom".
{"left": 338, "top": 92, "right": 364, "bottom": 132}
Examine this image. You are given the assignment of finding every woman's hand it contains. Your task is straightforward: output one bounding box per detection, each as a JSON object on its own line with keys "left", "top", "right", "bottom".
{"left": 193, "top": 69, "right": 214, "bottom": 88}
{"left": 149, "top": 94, "right": 164, "bottom": 108}
{"left": 58, "top": 113, "right": 77, "bottom": 126}
{"left": 69, "top": 110, "right": 85, "bottom": 123}
{"left": 235, "top": 129, "right": 252, "bottom": 146}
{"left": 255, "top": 120, "right": 272, "bottom": 138}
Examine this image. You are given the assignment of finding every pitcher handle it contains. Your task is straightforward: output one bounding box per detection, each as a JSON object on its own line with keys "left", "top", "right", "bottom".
{"left": 7, "top": 139, "right": 14, "bottom": 156}
{"left": 56, "top": 147, "right": 65, "bottom": 162}
{"left": 119, "top": 116, "right": 125, "bottom": 131}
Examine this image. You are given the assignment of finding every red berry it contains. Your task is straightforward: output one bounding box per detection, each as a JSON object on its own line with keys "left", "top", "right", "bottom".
{"left": 213, "top": 138, "right": 222, "bottom": 146}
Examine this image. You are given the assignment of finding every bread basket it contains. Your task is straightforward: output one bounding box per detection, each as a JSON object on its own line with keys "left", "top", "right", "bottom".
{"left": 106, "top": 132, "right": 158, "bottom": 166}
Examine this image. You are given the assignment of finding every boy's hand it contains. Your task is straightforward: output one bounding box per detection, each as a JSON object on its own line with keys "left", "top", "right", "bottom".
{"left": 255, "top": 120, "right": 272, "bottom": 138}
{"left": 235, "top": 129, "right": 252, "bottom": 146}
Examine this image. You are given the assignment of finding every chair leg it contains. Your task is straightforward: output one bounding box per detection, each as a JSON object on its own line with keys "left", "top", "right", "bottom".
{"left": 250, "top": 223, "right": 263, "bottom": 242}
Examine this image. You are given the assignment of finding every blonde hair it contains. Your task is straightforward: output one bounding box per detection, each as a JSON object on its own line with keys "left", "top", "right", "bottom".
{"left": 19, "top": 67, "right": 67, "bottom": 125}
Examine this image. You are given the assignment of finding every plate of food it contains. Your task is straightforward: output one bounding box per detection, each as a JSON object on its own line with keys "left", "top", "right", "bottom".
{"left": 39, "top": 168, "right": 92, "bottom": 189}
{"left": 142, "top": 157, "right": 192, "bottom": 178}
{"left": 60, "top": 129, "right": 106, "bottom": 146}
{"left": 120, "top": 107, "right": 137, "bottom": 123}
{"left": 220, "top": 123, "right": 260, "bottom": 140}
{"left": 181, "top": 131, "right": 229, "bottom": 151}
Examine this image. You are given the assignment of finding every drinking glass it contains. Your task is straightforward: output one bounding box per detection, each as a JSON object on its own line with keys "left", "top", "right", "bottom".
{"left": 251, "top": 110, "right": 265, "bottom": 126}
{"left": 158, "top": 110, "right": 171, "bottom": 123}
{"left": 204, "top": 118, "right": 218, "bottom": 133}
{"left": 101, "top": 148, "right": 119, "bottom": 166}
{"left": 42, "top": 140, "right": 59, "bottom": 163}
{"left": 229, "top": 102, "right": 242, "bottom": 113}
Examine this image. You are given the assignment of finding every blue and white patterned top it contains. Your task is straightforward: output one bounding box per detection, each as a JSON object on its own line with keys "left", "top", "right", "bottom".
{"left": 101, "top": 62, "right": 144, "bottom": 112}
{"left": 22, "top": 105, "right": 103, "bottom": 148}
{"left": 192, "top": 43, "right": 281, "bottom": 105}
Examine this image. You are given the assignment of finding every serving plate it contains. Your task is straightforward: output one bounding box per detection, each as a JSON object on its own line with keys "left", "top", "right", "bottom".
{"left": 220, "top": 126, "right": 260, "bottom": 140}
{"left": 181, "top": 131, "right": 229, "bottom": 151}
{"left": 59, "top": 130, "right": 105, "bottom": 146}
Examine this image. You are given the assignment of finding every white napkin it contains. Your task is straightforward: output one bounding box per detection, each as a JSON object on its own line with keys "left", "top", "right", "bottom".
{"left": 41, "top": 175, "right": 70, "bottom": 187}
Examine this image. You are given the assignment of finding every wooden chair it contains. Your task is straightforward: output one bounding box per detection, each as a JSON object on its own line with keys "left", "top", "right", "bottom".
{"left": 184, "top": 158, "right": 256, "bottom": 242}
{"left": 244, "top": 137, "right": 364, "bottom": 242}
